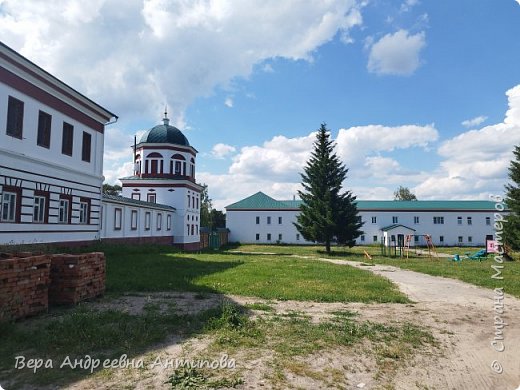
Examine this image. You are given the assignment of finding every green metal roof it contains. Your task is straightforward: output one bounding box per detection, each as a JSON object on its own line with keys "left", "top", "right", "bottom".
{"left": 139, "top": 124, "right": 190, "bottom": 146}
{"left": 225, "top": 192, "right": 498, "bottom": 211}
{"left": 102, "top": 194, "right": 175, "bottom": 211}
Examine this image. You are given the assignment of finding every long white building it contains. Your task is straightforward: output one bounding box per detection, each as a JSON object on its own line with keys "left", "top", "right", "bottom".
{"left": 226, "top": 192, "right": 498, "bottom": 247}
{"left": 0, "top": 42, "right": 199, "bottom": 249}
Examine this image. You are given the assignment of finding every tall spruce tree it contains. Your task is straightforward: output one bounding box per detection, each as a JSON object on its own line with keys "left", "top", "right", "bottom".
{"left": 294, "top": 123, "right": 363, "bottom": 253}
{"left": 504, "top": 145, "right": 520, "bottom": 250}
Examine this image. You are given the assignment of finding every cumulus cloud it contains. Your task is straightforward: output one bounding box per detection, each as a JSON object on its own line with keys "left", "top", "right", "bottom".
{"left": 211, "top": 143, "right": 236, "bottom": 159}
{"left": 461, "top": 115, "right": 487, "bottom": 128}
{"left": 0, "top": 0, "right": 364, "bottom": 124}
{"left": 336, "top": 124, "right": 438, "bottom": 165}
{"left": 229, "top": 132, "right": 316, "bottom": 181}
{"left": 196, "top": 123, "right": 438, "bottom": 207}
{"left": 414, "top": 84, "right": 520, "bottom": 199}
{"left": 367, "top": 29, "right": 426, "bottom": 75}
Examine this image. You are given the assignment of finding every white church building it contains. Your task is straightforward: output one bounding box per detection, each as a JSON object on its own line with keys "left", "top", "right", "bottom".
{"left": 226, "top": 192, "right": 498, "bottom": 247}
{"left": 0, "top": 41, "right": 200, "bottom": 249}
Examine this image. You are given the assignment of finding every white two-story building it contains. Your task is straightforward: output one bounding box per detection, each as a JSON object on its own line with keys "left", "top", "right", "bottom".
{"left": 0, "top": 42, "right": 193, "bottom": 248}
{"left": 226, "top": 192, "right": 499, "bottom": 247}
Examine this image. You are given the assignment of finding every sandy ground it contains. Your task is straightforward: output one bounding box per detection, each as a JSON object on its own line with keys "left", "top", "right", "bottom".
{"left": 47, "top": 260, "right": 520, "bottom": 390}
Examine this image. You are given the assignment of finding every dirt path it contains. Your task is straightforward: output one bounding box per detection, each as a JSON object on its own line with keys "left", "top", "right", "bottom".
{"left": 59, "top": 257, "right": 520, "bottom": 390}
{"left": 319, "top": 257, "right": 520, "bottom": 390}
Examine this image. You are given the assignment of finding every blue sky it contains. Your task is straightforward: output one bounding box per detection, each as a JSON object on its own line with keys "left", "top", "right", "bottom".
{"left": 1, "top": 0, "right": 520, "bottom": 209}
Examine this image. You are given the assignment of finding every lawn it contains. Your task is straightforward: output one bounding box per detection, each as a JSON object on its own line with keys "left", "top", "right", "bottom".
{"left": 105, "top": 245, "right": 408, "bottom": 303}
{"left": 234, "top": 244, "right": 520, "bottom": 298}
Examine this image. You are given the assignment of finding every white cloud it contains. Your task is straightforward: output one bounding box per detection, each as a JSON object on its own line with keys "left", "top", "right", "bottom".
{"left": 199, "top": 123, "right": 438, "bottom": 207}
{"left": 414, "top": 84, "right": 520, "bottom": 199}
{"left": 400, "top": 0, "right": 418, "bottom": 13}
{"left": 0, "top": 0, "right": 364, "bottom": 124}
{"left": 367, "top": 29, "right": 426, "bottom": 76}
{"left": 461, "top": 115, "right": 487, "bottom": 128}
{"left": 211, "top": 143, "right": 236, "bottom": 159}
{"left": 336, "top": 124, "right": 438, "bottom": 165}
{"left": 224, "top": 97, "right": 233, "bottom": 108}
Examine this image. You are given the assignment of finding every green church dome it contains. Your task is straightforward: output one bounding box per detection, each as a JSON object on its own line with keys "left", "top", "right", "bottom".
{"left": 140, "top": 115, "right": 190, "bottom": 146}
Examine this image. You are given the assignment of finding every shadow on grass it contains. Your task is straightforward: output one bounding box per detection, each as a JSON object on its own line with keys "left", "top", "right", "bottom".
{"left": 0, "top": 246, "right": 248, "bottom": 389}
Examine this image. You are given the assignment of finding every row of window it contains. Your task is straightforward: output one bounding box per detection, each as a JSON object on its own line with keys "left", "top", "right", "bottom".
{"left": 358, "top": 234, "right": 475, "bottom": 244}
{"left": 135, "top": 153, "right": 195, "bottom": 177}
{"left": 6, "top": 96, "right": 92, "bottom": 162}
{"left": 255, "top": 233, "right": 300, "bottom": 241}
{"left": 1, "top": 189, "right": 91, "bottom": 224}
{"left": 255, "top": 216, "right": 283, "bottom": 225}
{"left": 113, "top": 208, "right": 171, "bottom": 231}
{"left": 368, "top": 215, "right": 490, "bottom": 226}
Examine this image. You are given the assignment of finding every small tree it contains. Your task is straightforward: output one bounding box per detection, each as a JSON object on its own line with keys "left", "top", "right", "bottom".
{"left": 394, "top": 186, "right": 417, "bottom": 201}
{"left": 294, "top": 123, "right": 363, "bottom": 253}
{"left": 200, "top": 184, "right": 212, "bottom": 228}
{"left": 504, "top": 145, "right": 520, "bottom": 250}
{"left": 102, "top": 183, "right": 122, "bottom": 196}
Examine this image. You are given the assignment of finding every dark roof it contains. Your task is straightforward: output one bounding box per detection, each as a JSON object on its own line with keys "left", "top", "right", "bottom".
{"left": 139, "top": 124, "right": 190, "bottom": 146}
{"left": 102, "top": 194, "right": 175, "bottom": 211}
{"left": 226, "top": 192, "right": 499, "bottom": 211}
{"left": 380, "top": 224, "right": 416, "bottom": 232}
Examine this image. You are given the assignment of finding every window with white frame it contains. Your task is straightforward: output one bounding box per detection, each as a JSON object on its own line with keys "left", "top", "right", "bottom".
{"left": 147, "top": 193, "right": 156, "bottom": 203}
{"left": 1, "top": 192, "right": 17, "bottom": 222}
{"left": 131, "top": 210, "right": 138, "bottom": 230}
{"left": 457, "top": 216, "right": 462, "bottom": 225}
{"left": 145, "top": 212, "right": 151, "bottom": 230}
{"left": 131, "top": 192, "right": 141, "bottom": 201}
{"left": 371, "top": 216, "right": 377, "bottom": 224}
{"left": 296, "top": 234, "right": 300, "bottom": 241}
{"left": 440, "top": 236, "right": 444, "bottom": 243}
{"left": 467, "top": 217, "right": 472, "bottom": 225}
{"left": 79, "top": 200, "right": 89, "bottom": 224}
{"left": 433, "top": 216, "right": 444, "bottom": 224}
{"left": 360, "top": 235, "right": 365, "bottom": 242}
{"left": 33, "top": 196, "right": 46, "bottom": 223}
{"left": 267, "top": 216, "right": 271, "bottom": 224}
{"left": 392, "top": 216, "right": 398, "bottom": 224}
{"left": 256, "top": 216, "right": 260, "bottom": 224}
{"left": 414, "top": 216, "right": 420, "bottom": 224}
{"left": 157, "top": 213, "right": 162, "bottom": 230}
{"left": 486, "top": 216, "right": 491, "bottom": 225}
{"left": 256, "top": 233, "right": 260, "bottom": 241}
{"left": 278, "top": 216, "right": 282, "bottom": 224}
{"left": 278, "top": 233, "right": 282, "bottom": 241}
{"left": 373, "top": 235, "right": 378, "bottom": 242}
{"left": 267, "top": 233, "right": 271, "bottom": 241}
{"left": 458, "top": 236, "right": 463, "bottom": 244}
{"left": 468, "top": 236, "right": 473, "bottom": 243}
{"left": 114, "top": 208, "right": 122, "bottom": 230}
{"left": 58, "top": 197, "right": 70, "bottom": 224}
{"left": 167, "top": 214, "right": 172, "bottom": 230}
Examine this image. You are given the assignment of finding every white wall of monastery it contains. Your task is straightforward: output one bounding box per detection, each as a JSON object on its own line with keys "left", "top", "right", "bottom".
{"left": 227, "top": 209, "right": 496, "bottom": 247}
{"left": 100, "top": 199, "right": 174, "bottom": 242}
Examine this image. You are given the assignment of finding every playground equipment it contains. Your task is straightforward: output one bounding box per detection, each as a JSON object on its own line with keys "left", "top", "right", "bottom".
{"left": 465, "top": 249, "right": 487, "bottom": 261}
{"left": 403, "top": 234, "right": 437, "bottom": 259}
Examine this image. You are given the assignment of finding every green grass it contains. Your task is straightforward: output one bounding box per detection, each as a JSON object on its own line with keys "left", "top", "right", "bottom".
{"left": 0, "top": 302, "right": 222, "bottom": 388}
{"left": 105, "top": 249, "right": 409, "bottom": 303}
{"left": 235, "top": 244, "right": 520, "bottom": 298}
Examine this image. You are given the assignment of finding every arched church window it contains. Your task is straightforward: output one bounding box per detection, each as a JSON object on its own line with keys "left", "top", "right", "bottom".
{"left": 146, "top": 152, "right": 163, "bottom": 175}
{"left": 171, "top": 154, "right": 186, "bottom": 175}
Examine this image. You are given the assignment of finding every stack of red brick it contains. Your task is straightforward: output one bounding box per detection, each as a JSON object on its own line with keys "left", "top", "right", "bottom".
{"left": 0, "top": 252, "right": 105, "bottom": 321}
{"left": 49, "top": 252, "right": 105, "bottom": 305}
{"left": 0, "top": 252, "right": 51, "bottom": 321}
